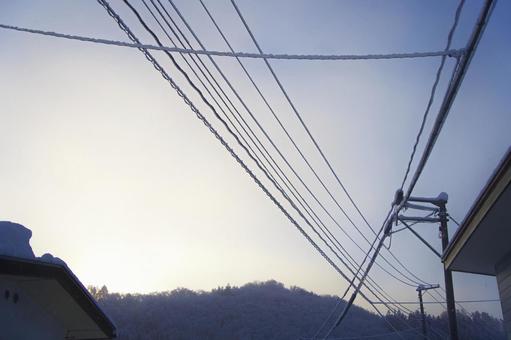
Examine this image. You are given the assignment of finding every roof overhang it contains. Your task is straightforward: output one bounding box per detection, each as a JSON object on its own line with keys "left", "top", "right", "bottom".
{"left": 443, "top": 148, "right": 511, "bottom": 276}
{"left": 0, "top": 255, "right": 116, "bottom": 339}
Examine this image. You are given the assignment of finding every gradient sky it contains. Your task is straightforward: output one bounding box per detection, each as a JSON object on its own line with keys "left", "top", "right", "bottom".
{"left": 1, "top": 0, "right": 510, "bottom": 318}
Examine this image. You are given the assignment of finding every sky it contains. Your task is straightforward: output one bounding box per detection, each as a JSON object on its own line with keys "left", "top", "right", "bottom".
{"left": 0, "top": 0, "right": 510, "bottom": 318}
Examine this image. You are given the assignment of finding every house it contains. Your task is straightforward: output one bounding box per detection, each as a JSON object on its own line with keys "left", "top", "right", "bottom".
{"left": 0, "top": 222, "right": 116, "bottom": 339}
{"left": 443, "top": 147, "right": 511, "bottom": 338}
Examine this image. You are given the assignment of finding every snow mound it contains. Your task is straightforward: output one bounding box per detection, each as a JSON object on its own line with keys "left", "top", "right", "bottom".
{"left": 0, "top": 221, "right": 67, "bottom": 266}
{"left": 0, "top": 221, "right": 35, "bottom": 259}
{"left": 39, "top": 253, "right": 67, "bottom": 266}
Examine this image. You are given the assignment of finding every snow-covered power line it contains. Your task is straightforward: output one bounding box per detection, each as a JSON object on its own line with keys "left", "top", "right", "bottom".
{"left": 96, "top": 0, "right": 343, "bottom": 286}
{"left": 139, "top": 0, "right": 282, "bottom": 189}
{"left": 100, "top": 1, "right": 419, "bottom": 336}
{"left": 323, "top": 0, "right": 497, "bottom": 337}
{"left": 371, "top": 298, "right": 501, "bottom": 305}
{"left": 96, "top": 0, "right": 398, "bottom": 324}
{"left": 303, "top": 327, "right": 421, "bottom": 340}
{"left": 167, "top": 0, "right": 415, "bottom": 304}
{"left": 159, "top": 0, "right": 416, "bottom": 319}
{"left": 0, "top": 5, "right": 455, "bottom": 293}
{"left": 322, "top": 213, "right": 397, "bottom": 340}
{"left": 0, "top": 23, "right": 465, "bottom": 61}
{"left": 399, "top": 0, "right": 465, "bottom": 191}
{"left": 226, "top": 5, "right": 433, "bottom": 335}
{"left": 109, "top": 0, "right": 405, "bottom": 322}
{"left": 126, "top": 0, "right": 414, "bottom": 325}
{"left": 402, "top": 0, "right": 496, "bottom": 202}
{"left": 175, "top": 0, "right": 435, "bottom": 324}
{"left": 199, "top": 0, "right": 424, "bottom": 290}
{"left": 228, "top": 0, "right": 436, "bottom": 292}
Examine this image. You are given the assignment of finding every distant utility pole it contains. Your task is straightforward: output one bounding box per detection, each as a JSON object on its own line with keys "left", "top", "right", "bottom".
{"left": 398, "top": 193, "right": 459, "bottom": 340}
{"left": 417, "top": 284, "right": 440, "bottom": 339}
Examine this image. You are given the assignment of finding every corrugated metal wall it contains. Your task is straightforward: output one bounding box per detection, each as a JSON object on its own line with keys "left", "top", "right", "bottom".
{"left": 496, "top": 252, "right": 511, "bottom": 340}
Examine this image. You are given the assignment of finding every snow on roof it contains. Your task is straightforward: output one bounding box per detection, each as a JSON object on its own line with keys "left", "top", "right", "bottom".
{"left": 0, "top": 221, "right": 67, "bottom": 266}
{"left": 0, "top": 221, "right": 35, "bottom": 259}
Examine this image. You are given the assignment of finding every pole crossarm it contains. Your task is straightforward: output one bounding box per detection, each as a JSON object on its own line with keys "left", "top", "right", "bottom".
{"left": 399, "top": 216, "right": 442, "bottom": 223}
{"left": 417, "top": 284, "right": 441, "bottom": 292}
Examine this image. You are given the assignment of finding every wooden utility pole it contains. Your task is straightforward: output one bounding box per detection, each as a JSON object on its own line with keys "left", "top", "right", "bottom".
{"left": 438, "top": 201, "right": 459, "bottom": 340}
{"left": 417, "top": 284, "right": 440, "bottom": 339}
{"left": 401, "top": 193, "right": 459, "bottom": 340}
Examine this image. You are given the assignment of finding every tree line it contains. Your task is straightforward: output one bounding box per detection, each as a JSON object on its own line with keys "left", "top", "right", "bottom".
{"left": 89, "top": 280, "right": 505, "bottom": 339}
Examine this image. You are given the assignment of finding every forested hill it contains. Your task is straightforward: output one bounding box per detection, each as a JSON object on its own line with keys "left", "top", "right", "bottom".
{"left": 89, "top": 280, "right": 505, "bottom": 339}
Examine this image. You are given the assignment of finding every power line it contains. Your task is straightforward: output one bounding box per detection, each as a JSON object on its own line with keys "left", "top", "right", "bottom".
{"left": 399, "top": 0, "right": 466, "bottom": 191}
{"left": 138, "top": 0, "right": 280, "bottom": 191}
{"left": 226, "top": 4, "right": 439, "bottom": 337}
{"left": 133, "top": 2, "right": 394, "bottom": 323}
{"left": 157, "top": 0, "right": 424, "bottom": 316}
{"left": 374, "top": 0, "right": 468, "bottom": 293}
{"left": 101, "top": 2, "right": 419, "bottom": 338}
{"left": 389, "top": 5, "right": 497, "bottom": 330}
{"left": 98, "top": 0, "right": 405, "bottom": 327}
{"left": 92, "top": 6, "right": 420, "bottom": 330}
{"left": 96, "top": 0, "right": 349, "bottom": 297}
{"left": 178, "top": 3, "right": 440, "bottom": 329}
{"left": 330, "top": 0, "right": 496, "bottom": 334}
{"left": 228, "top": 0, "right": 436, "bottom": 290}
{"left": 322, "top": 214, "right": 397, "bottom": 339}
{"left": 315, "top": 212, "right": 396, "bottom": 338}
{"left": 200, "top": 0, "right": 419, "bottom": 289}
{"left": 230, "top": 0, "right": 373, "bottom": 235}
{"left": 142, "top": 1, "right": 423, "bottom": 334}
{"left": 158, "top": 0, "right": 398, "bottom": 314}
{"left": 159, "top": 0, "right": 415, "bottom": 318}
{"left": 227, "top": 2, "right": 441, "bottom": 336}
{"left": 302, "top": 327, "right": 421, "bottom": 340}
{"left": 330, "top": 0, "right": 497, "bottom": 336}
{"left": 194, "top": 2, "right": 432, "bottom": 322}
{"left": 0, "top": 23, "right": 465, "bottom": 61}
{"left": 402, "top": 0, "right": 496, "bottom": 202}
{"left": 178, "top": 5, "right": 430, "bottom": 332}
{"left": 424, "top": 290, "right": 501, "bottom": 340}
{"left": 141, "top": 0, "right": 295, "bottom": 194}
{"left": 95, "top": 1, "right": 496, "bottom": 338}
{"left": 372, "top": 299, "right": 501, "bottom": 305}
{"left": 1, "top": 2, "right": 432, "bottom": 291}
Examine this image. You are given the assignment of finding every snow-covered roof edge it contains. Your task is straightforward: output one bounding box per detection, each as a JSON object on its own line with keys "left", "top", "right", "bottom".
{"left": 443, "top": 146, "right": 511, "bottom": 260}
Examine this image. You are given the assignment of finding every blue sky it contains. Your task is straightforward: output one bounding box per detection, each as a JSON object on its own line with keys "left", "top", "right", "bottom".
{"left": 0, "top": 0, "right": 509, "bottom": 318}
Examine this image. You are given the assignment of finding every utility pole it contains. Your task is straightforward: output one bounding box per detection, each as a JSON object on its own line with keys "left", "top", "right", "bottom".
{"left": 417, "top": 284, "right": 440, "bottom": 339}
{"left": 418, "top": 288, "right": 426, "bottom": 338}
{"left": 398, "top": 193, "right": 459, "bottom": 340}
{"left": 438, "top": 200, "right": 459, "bottom": 340}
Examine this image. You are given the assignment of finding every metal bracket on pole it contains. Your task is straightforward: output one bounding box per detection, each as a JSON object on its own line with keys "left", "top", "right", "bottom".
{"left": 398, "top": 218, "right": 442, "bottom": 258}
{"left": 398, "top": 215, "right": 442, "bottom": 223}
{"left": 408, "top": 192, "right": 448, "bottom": 206}
{"left": 404, "top": 202, "right": 440, "bottom": 212}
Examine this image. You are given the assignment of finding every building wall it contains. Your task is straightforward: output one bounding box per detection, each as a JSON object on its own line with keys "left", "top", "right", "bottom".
{"left": 0, "top": 277, "right": 65, "bottom": 340}
{"left": 496, "top": 252, "right": 511, "bottom": 340}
